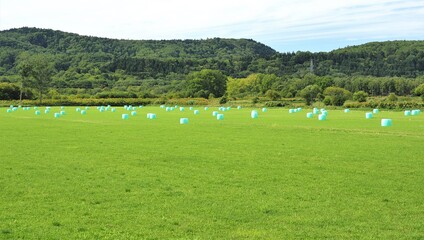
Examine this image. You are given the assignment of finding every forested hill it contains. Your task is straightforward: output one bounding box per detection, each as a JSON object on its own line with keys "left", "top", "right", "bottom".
{"left": 332, "top": 41, "right": 424, "bottom": 55}
{"left": 325, "top": 41, "right": 424, "bottom": 76}
{"left": 0, "top": 27, "right": 277, "bottom": 59}
{"left": 1, "top": 27, "right": 424, "bottom": 81}
{"left": 0, "top": 27, "right": 276, "bottom": 76}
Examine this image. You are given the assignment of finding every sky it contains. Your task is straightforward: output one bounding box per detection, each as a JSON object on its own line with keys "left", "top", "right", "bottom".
{"left": 1, "top": 0, "right": 424, "bottom": 52}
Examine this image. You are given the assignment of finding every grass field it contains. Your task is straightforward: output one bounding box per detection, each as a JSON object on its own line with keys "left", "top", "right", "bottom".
{"left": 1, "top": 106, "right": 423, "bottom": 239}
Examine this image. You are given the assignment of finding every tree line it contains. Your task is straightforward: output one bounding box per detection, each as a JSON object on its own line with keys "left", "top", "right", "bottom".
{"left": 1, "top": 27, "right": 424, "bottom": 105}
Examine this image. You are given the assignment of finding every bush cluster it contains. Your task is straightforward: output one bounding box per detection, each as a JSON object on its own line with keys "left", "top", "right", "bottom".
{"left": 0, "top": 98, "right": 210, "bottom": 107}
{"left": 343, "top": 100, "right": 424, "bottom": 109}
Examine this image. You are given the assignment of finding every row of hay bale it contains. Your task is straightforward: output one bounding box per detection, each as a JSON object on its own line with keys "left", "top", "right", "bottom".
{"left": 138, "top": 105, "right": 265, "bottom": 123}
{"left": 123, "top": 104, "right": 202, "bottom": 122}
{"left": 300, "top": 108, "right": 396, "bottom": 127}
{"left": 123, "top": 105, "right": 143, "bottom": 111}
{"left": 289, "top": 108, "right": 302, "bottom": 114}
{"left": 404, "top": 109, "right": 422, "bottom": 116}
{"left": 362, "top": 108, "right": 392, "bottom": 126}
{"left": 179, "top": 106, "right": 268, "bottom": 124}
{"left": 364, "top": 109, "right": 380, "bottom": 119}
{"left": 302, "top": 108, "right": 327, "bottom": 121}
{"left": 6, "top": 105, "right": 71, "bottom": 118}
{"left": 94, "top": 105, "right": 117, "bottom": 113}
{"left": 291, "top": 107, "right": 329, "bottom": 121}
{"left": 122, "top": 112, "right": 157, "bottom": 120}
{"left": 6, "top": 105, "right": 131, "bottom": 117}
{"left": 4, "top": 105, "right": 422, "bottom": 127}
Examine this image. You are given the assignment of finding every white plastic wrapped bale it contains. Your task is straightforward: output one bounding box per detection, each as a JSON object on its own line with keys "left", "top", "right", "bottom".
{"left": 318, "top": 114, "right": 326, "bottom": 121}
{"left": 180, "top": 118, "right": 189, "bottom": 124}
{"left": 365, "top": 112, "right": 373, "bottom": 119}
{"left": 381, "top": 119, "right": 392, "bottom": 127}
{"left": 251, "top": 110, "right": 258, "bottom": 119}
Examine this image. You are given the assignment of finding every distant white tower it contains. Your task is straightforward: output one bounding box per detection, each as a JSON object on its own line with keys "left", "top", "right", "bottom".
{"left": 309, "top": 59, "right": 314, "bottom": 73}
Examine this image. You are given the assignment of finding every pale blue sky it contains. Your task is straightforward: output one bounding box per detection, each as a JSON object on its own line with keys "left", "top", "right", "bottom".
{"left": 1, "top": 0, "right": 423, "bottom": 52}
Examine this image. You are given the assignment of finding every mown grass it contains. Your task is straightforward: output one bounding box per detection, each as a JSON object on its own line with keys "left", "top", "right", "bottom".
{"left": 1, "top": 106, "right": 423, "bottom": 239}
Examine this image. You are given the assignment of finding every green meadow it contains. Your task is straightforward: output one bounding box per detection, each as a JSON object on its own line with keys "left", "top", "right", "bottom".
{"left": 1, "top": 106, "right": 423, "bottom": 239}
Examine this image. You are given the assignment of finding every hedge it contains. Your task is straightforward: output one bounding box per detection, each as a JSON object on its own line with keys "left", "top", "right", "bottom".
{"left": 0, "top": 98, "right": 211, "bottom": 107}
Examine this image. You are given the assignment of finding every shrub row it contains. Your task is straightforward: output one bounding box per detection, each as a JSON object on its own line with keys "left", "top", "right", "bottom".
{"left": 2, "top": 98, "right": 422, "bottom": 109}
{"left": 343, "top": 100, "right": 424, "bottom": 109}
{"left": 0, "top": 98, "right": 211, "bottom": 107}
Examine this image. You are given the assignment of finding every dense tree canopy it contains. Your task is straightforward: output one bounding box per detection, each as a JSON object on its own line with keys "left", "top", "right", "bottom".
{"left": 353, "top": 91, "right": 368, "bottom": 102}
{"left": 414, "top": 83, "right": 424, "bottom": 100}
{"left": 1, "top": 27, "right": 424, "bottom": 103}
{"left": 186, "top": 69, "right": 227, "bottom": 98}
{"left": 299, "top": 85, "right": 322, "bottom": 105}
{"left": 323, "top": 87, "right": 352, "bottom": 106}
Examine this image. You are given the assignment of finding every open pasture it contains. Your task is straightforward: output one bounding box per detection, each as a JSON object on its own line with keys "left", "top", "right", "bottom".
{"left": 1, "top": 106, "right": 423, "bottom": 239}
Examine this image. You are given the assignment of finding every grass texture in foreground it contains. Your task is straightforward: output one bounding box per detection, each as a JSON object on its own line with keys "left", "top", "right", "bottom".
{"left": 1, "top": 106, "right": 423, "bottom": 239}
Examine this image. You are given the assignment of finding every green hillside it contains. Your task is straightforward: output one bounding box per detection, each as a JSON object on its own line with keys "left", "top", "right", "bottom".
{"left": 325, "top": 41, "right": 424, "bottom": 76}
{"left": 0, "top": 27, "right": 276, "bottom": 76}
{"left": 1, "top": 27, "right": 424, "bottom": 79}
{"left": 1, "top": 27, "right": 424, "bottom": 102}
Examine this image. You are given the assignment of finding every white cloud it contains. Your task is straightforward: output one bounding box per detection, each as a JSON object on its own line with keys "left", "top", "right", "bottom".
{"left": 1, "top": 0, "right": 423, "bottom": 51}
